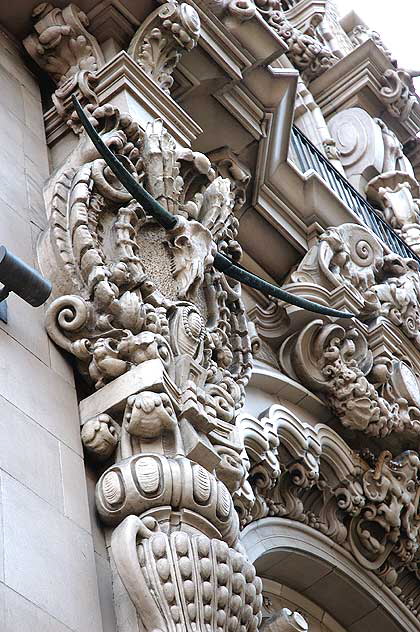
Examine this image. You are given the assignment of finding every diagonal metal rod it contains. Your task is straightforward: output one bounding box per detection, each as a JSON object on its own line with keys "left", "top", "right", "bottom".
{"left": 72, "top": 95, "right": 353, "bottom": 319}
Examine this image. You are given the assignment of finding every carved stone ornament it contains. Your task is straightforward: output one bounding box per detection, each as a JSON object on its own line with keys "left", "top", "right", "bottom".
{"left": 380, "top": 68, "right": 419, "bottom": 122}
{"left": 348, "top": 24, "right": 395, "bottom": 64}
{"left": 261, "top": 608, "right": 309, "bottom": 632}
{"left": 272, "top": 223, "right": 420, "bottom": 438}
{"left": 128, "top": 2, "right": 201, "bottom": 95}
{"left": 260, "top": 6, "right": 337, "bottom": 83}
{"left": 23, "top": 2, "right": 104, "bottom": 128}
{"left": 40, "top": 101, "right": 261, "bottom": 632}
{"left": 235, "top": 404, "right": 420, "bottom": 594}
{"left": 366, "top": 171, "right": 420, "bottom": 255}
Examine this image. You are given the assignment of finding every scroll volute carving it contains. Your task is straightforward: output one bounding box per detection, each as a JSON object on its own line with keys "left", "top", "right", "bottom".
{"left": 23, "top": 3, "right": 104, "bottom": 125}
{"left": 128, "top": 1, "right": 201, "bottom": 94}
{"left": 41, "top": 102, "right": 261, "bottom": 632}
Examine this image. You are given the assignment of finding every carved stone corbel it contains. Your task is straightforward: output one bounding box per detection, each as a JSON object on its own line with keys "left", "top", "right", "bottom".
{"left": 366, "top": 171, "right": 420, "bottom": 254}
{"left": 380, "top": 68, "right": 419, "bottom": 122}
{"left": 23, "top": 2, "right": 105, "bottom": 128}
{"left": 40, "top": 100, "right": 260, "bottom": 632}
{"left": 128, "top": 2, "right": 201, "bottom": 95}
{"left": 262, "top": 7, "right": 337, "bottom": 83}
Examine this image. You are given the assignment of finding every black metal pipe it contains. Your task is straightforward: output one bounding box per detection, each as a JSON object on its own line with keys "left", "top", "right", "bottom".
{"left": 72, "top": 96, "right": 353, "bottom": 319}
{"left": 0, "top": 246, "right": 52, "bottom": 307}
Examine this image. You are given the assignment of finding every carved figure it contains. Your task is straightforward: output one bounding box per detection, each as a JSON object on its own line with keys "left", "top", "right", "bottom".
{"left": 41, "top": 95, "right": 257, "bottom": 632}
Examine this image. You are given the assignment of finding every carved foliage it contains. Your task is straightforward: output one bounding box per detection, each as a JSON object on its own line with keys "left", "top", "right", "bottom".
{"left": 128, "top": 2, "right": 200, "bottom": 94}
{"left": 263, "top": 8, "right": 337, "bottom": 83}
{"left": 23, "top": 3, "right": 104, "bottom": 126}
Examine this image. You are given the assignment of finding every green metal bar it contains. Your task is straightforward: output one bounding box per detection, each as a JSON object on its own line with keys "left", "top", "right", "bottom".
{"left": 72, "top": 96, "right": 354, "bottom": 320}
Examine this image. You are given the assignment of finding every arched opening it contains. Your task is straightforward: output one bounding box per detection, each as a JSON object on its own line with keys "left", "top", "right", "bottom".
{"left": 242, "top": 518, "right": 418, "bottom": 632}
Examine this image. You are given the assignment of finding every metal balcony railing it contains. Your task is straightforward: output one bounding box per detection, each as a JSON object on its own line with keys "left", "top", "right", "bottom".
{"left": 290, "top": 125, "right": 420, "bottom": 264}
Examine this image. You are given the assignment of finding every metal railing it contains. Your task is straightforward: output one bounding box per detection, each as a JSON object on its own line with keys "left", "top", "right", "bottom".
{"left": 290, "top": 125, "right": 420, "bottom": 264}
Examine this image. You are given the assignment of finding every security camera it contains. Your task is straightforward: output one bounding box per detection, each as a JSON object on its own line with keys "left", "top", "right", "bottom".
{"left": 0, "top": 245, "right": 52, "bottom": 322}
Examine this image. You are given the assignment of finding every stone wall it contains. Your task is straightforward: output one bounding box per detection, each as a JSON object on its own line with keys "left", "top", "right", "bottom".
{"left": 0, "top": 29, "right": 104, "bottom": 632}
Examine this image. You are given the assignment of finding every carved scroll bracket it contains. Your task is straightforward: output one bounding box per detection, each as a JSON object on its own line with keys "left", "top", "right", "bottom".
{"left": 128, "top": 2, "right": 201, "bottom": 95}
{"left": 24, "top": 2, "right": 105, "bottom": 129}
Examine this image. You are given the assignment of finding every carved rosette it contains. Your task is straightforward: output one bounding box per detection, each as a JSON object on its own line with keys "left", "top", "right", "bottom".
{"left": 23, "top": 2, "right": 104, "bottom": 128}
{"left": 128, "top": 2, "right": 201, "bottom": 94}
{"left": 40, "top": 99, "right": 256, "bottom": 631}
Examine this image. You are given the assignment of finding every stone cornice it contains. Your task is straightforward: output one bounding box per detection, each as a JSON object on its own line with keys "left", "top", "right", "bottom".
{"left": 310, "top": 39, "right": 420, "bottom": 143}
{"left": 45, "top": 50, "right": 202, "bottom": 152}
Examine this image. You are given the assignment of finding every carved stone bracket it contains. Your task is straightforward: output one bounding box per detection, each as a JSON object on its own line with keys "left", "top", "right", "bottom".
{"left": 366, "top": 170, "right": 420, "bottom": 255}
{"left": 348, "top": 24, "right": 395, "bottom": 65}
{"left": 261, "top": 7, "right": 337, "bottom": 83}
{"left": 128, "top": 2, "right": 201, "bottom": 95}
{"left": 23, "top": 2, "right": 105, "bottom": 129}
{"left": 380, "top": 68, "right": 419, "bottom": 122}
{"left": 266, "top": 223, "right": 420, "bottom": 439}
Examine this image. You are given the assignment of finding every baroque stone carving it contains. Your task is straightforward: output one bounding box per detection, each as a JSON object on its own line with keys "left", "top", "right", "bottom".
{"left": 366, "top": 171, "right": 420, "bottom": 255}
{"left": 260, "top": 7, "right": 337, "bottom": 83}
{"left": 280, "top": 319, "right": 420, "bottom": 437}
{"left": 348, "top": 24, "right": 395, "bottom": 64}
{"left": 274, "top": 223, "right": 420, "bottom": 438}
{"left": 380, "top": 68, "right": 419, "bottom": 122}
{"left": 291, "top": 223, "right": 420, "bottom": 346}
{"left": 237, "top": 404, "right": 420, "bottom": 592}
{"left": 41, "top": 100, "right": 258, "bottom": 632}
{"left": 328, "top": 109, "right": 414, "bottom": 193}
{"left": 23, "top": 2, "right": 104, "bottom": 128}
{"left": 128, "top": 2, "right": 201, "bottom": 95}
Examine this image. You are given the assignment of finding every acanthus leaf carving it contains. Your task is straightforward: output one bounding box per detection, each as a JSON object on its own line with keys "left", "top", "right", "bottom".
{"left": 23, "top": 2, "right": 105, "bottom": 130}
{"left": 128, "top": 2, "right": 201, "bottom": 95}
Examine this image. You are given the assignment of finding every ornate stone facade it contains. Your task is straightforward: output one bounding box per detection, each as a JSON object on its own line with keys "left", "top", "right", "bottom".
{"left": 3, "top": 0, "right": 420, "bottom": 630}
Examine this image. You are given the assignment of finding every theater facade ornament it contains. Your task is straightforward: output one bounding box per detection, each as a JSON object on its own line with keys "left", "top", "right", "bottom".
{"left": 23, "top": 2, "right": 105, "bottom": 128}
{"left": 127, "top": 2, "right": 201, "bottom": 95}
{"left": 40, "top": 87, "right": 263, "bottom": 630}
{"left": 235, "top": 405, "right": 420, "bottom": 593}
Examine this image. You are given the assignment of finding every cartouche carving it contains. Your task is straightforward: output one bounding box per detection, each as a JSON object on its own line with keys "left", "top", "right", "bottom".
{"left": 42, "top": 100, "right": 256, "bottom": 632}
